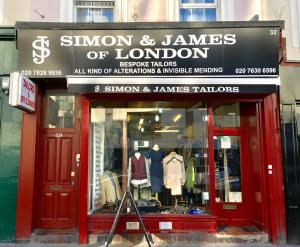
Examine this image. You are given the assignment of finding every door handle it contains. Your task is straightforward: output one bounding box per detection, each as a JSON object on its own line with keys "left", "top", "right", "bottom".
{"left": 75, "top": 154, "right": 80, "bottom": 167}
{"left": 76, "top": 153, "right": 80, "bottom": 167}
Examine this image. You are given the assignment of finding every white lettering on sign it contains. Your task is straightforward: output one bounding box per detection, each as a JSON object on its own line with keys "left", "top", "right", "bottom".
{"left": 115, "top": 47, "right": 209, "bottom": 60}
{"left": 58, "top": 33, "right": 236, "bottom": 62}
{"left": 161, "top": 34, "right": 236, "bottom": 46}
{"left": 32, "top": 36, "right": 50, "bottom": 64}
{"left": 60, "top": 35, "right": 133, "bottom": 47}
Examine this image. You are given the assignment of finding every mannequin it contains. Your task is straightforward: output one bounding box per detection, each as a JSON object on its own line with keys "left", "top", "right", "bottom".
{"left": 153, "top": 144, "right": 159, "bottom": 151}
{"left": 134, "top": 151, "right": 141, "bottom": 159}
{"left": 146, "top": 145, "right": 165, "bottom": 193}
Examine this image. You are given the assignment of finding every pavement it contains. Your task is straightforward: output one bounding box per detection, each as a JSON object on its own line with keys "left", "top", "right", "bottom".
{"left": 0, "top": 243, "right": 298, "bottom": 247}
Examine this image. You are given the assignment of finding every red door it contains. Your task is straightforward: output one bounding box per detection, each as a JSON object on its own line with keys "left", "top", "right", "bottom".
{"left": 35, "top": 94, "right": 80, "bottom": 228}
{"left": 213, "top": 130, "right": 250, "bottom": 225}
{"left": 212, "top": 103, "right": 252, "bottom": 225}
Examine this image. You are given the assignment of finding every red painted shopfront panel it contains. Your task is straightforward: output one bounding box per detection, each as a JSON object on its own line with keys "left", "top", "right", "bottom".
{"left": 88, "top": 215, "right": 217, "bottom": 234}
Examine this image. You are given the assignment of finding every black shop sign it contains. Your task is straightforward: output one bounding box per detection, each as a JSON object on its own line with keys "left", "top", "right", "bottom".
{"left": 17, "top": 26, "right": 280, "bottom": 78}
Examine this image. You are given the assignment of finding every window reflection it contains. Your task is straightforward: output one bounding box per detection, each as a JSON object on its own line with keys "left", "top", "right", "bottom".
{"left": 214, "top": 136, "right": 242, "bottom": 203}
{"left": 77, "top": 8, "right": 113, "bottom": 23}
{"left": 180, "top": 0, "right": 217, "bottom": 22}
{"left": 180, "top": 8, "right": 216, "bottom": 21}
{"left": 75, "top": 1, "right": 114, "bottom": 23}
{"left": 88, "top": 102, "right": 211, "bottom": 215}
{"left": 213, "top": 103, "right": 240, "bottom": 128}
{"left": 44, "top": 95, "right": 74, "bottom": 128}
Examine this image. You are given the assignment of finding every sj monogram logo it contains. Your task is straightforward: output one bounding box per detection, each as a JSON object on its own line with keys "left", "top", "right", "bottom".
{"left": 32, "top": 36, "right": 50, "bottom": 64}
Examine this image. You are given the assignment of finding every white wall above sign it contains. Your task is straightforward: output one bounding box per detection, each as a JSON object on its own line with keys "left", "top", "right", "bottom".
{"left": 9, "top": 72, "right": 36, "bottom": 112}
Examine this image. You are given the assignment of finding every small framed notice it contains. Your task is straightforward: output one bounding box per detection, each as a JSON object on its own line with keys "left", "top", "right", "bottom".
{"left": 229, "top": 192, "right": 242, "bottom": 202}
{"left": 221, "top": 136, "right": 231, "bottom": 149}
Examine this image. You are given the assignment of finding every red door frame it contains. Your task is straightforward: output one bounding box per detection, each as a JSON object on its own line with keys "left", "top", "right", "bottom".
{"left": 78, "top": 96, "right": 89, "bottom": 244}
{"left": 261, "top": 93, "right": 286, "bottom": 243}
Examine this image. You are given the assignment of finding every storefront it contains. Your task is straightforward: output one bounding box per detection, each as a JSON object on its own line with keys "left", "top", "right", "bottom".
{"left": 14, "top": 21, "right": 286, "bottom": 244}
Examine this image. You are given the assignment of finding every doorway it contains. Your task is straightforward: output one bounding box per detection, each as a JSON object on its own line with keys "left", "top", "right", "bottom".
{"left": 34, "top": 93, "right": 81, "bottom": 228}
{"left": 212, "top": 103, "right": 266, "bottom": 227}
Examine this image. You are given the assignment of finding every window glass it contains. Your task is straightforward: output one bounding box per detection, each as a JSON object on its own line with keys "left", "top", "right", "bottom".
{"left": 77, "top": 8, "right": 113, "bottom": 22}
{"left": 92, "top": 8, "right": 113, "bottom": 22}
{"left": 88, "top": 101, "right": 210, "bottom": 216}
{"left": 75, "top": 1, "right": 114, "bottom": 23}
{"left": 180, "top": 8, "right": 216, "bottom": 21}
{"left": 77, "top": 8, "right": 90, "bottom": 22}
{"left": 44, "top": 95, "right": 75, "bottom": 128}
{"left": 213, "top": 103, "right": 240, "bottom": 128}
{"left": 214, "top": 136, "right": 242, "bottom": 203}
{"left": 180, "top": 0, "right": 217, "bottom": 22}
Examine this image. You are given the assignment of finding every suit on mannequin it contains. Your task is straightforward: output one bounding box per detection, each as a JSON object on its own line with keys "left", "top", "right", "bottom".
{"left": 163, "top": 152, "right": 185, "bottom": 195}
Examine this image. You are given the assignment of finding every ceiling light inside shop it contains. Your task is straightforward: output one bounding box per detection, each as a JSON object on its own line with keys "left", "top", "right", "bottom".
{"left": 173, "top": 114, "right": 182, "bottom": 122}
{"left": 158, "top": 108, "right": 163, "bottom": 113}
{"left": 154, "top": 126, "right": 179, "bottom": 133}
{"left": 139, "top": 118, "right": 144, "bottom": 125}
{"left": 154, "top": 129, "right": 180, "bottom": 133}
{"left": 155, "top": 114, "right": 160, "bottom": 121}
{"left": 141, "top": 127, "right": 144, "bottom": 132}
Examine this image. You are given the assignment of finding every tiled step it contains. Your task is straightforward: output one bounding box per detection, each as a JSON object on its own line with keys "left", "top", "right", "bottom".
{"left": 31, "top": 229, "right": 78, "bottom": 244}
{"left": 214, "top": 226, "right": 269, "bottom": 244}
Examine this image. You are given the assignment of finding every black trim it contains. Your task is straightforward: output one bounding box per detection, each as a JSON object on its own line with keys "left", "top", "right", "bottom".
{"left": 68, "top": 83, "right": 277, "bottom": 94}
{"left": 15, "top": 21, "right": 284, "bottom": 30}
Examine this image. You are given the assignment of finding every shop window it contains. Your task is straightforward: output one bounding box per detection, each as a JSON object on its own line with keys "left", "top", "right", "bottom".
{"left": 213, "top": 103, "right": 240, "bottom": 128}
{"left": 44, "top": 95, "right": 75, "bottom": 128}
{"left": 88, "top": 101, "right": 211, "bottom": 216}
{"left": 180, "top": 0, "right": 217, "bottom": 22}
{"left": 74, "top": 0, "right": 114, "bottom": 23}
{"left": 214, "top": 136, "right": 242, "bottom": 203}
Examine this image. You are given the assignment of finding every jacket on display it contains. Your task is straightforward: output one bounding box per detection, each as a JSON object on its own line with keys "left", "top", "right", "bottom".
{"left": 99, "top": 171, "right": 122, "bottom": 205}
{"left": 163, "top": 152, "right": 186, "bottom": 195}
